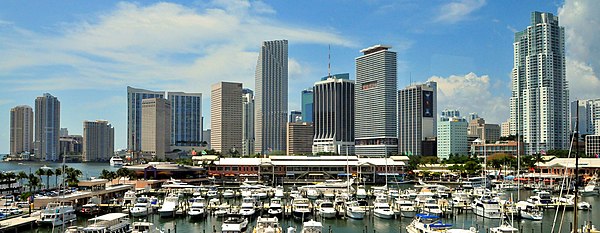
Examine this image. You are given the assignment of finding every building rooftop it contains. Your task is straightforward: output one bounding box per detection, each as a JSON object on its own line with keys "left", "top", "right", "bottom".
{"left": 359, "top": 45, "right": 392, "bottom": 55}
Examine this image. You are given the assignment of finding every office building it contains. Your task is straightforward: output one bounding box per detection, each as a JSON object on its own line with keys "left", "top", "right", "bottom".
{"left": 301, "top": 88, "right": 314, "bottom": 123}
{"left": 141, "top": 98, "right": 171, "bottom": 160}
{"left": 501, "top": 120, "right": 510, "bottom": 138}
{"left": 10, "top": 105, "right": 33, "bottom": 156}
{"left": 60, "top": 135, "right": 82, "bottom": 156}
{"left": 571, "top": 99, "right": 600, "bottom": 136}
{"left": 289, "top": 110, "right": 302, "bottom": 123}
{"left": 313, "top": 75, "right": 355, "bottom": 155}
{"left": 83, "top": 120, "right": 114, "bottom": 162}
{"left": 467, "top": 118, "right": 501, "bottom": 143}
{"left": 510, "top": 12, "right": 569, "bottom": 154}
{"left": 397, "top": 81, "right": 437, "bottom": 156}
{"left": 211, "top": 82, "right": 243, "bottom": 155}
{"left": 127, "top": 86, "right": 164, "bottom": 152}
{"left": 440, "top": 109, "right": 460, "bottom": 121}
{"left": 287, "top": 122, "right": 314, "bottom": 155}
{"left": 203, "top": 129, "right": 211, "bottom": 149}
{"left": 437, "top": 116, "right": 468, "bottom": 160}
{"left": 35, "top": 93, "right": 60, "bottom": 161}
{"left": 586, "top": 135, "right": 600, "bottom": 157}
{"left": 242, "top": 89, "right": 255, "bottom": 156}
{"left": 167, "top": 92, "right": 202, "bottom": 146}
{"left": 255, "top": 40, "right": 288, "bottom": 154}
{"left": 355, "top": 45, "right": 398, "bottom": 157}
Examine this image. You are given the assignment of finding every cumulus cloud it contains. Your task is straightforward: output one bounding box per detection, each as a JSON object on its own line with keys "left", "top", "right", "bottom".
{"left": 0, "top": 1, "right": 354, "bottom": 94}
{"left": 559, "top": 0, "right": 600, "bottom": 101}
{"left": 434, "top": 0, "right": 486, "bottom": 24}
{"left": 428, "top": 72, "right": 508, "bottom": 124}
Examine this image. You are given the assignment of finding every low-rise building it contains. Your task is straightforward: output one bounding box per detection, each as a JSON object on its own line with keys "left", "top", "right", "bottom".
{"left": 470, "top": 141, "right": 522, "bottom": 158}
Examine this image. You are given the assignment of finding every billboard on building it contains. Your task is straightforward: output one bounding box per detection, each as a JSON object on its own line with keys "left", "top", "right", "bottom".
{"left": 423, "top": 90, "right": 434, "bottom": 118}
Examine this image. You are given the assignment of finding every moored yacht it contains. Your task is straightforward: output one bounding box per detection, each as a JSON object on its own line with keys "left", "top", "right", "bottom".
{"left": 158, "top": 193, "right": 179, "bottom": 218}
{"left": 471, "top": 195, "right": 502, "bottom": 219}
{"left": 239, "top": 197, "right": 257, "bottom": 217}
{"left": 65, "top": 213, "right": 130, "bottom": 233}
{"left": 253, "top": 216, "right": 282, "bottom": 233}
{"left": 110, "top": 156, "right": 125, "bottom": 166}
{"left": 406, "top": 214, "right": 478, "bottom": 233}
{"left": 317, "top": 200, "right": 337, "bottom": 219}
{"left": 37, "top": 202, "right": 77, "bottom": 226}
{"left": 345, "top": 200, "right": 365, "bottom": 219}
{"left": 130, "top": 202, "right": 152, "bottom": 217}
{"left": 394, "top": 198, "right": 416, "bottom": 218}
{"left": 268, "top": 197, "right": 283, "bottom": 216}
{"left": 188, "top": 197, "right": 206, "bottom": 219}
{"left": 132, "top": 221, "right": 164, "bottom": 233}
{"left": 292, "top": 198, "right": 312, "bottom": 220}
{"left": 515, "top": 201, "right": 543, "bottom": 221}
{"left": 373, "top": 196, "right": 394, "bottom": 219}
{"left": 301, "top": 219, "right": 322, "bottom": 233}
{"left": 221, "top": 213, "right": 248, "bottom": 233}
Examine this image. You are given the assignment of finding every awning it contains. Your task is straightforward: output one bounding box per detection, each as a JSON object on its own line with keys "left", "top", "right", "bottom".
{"left": 377, "top": 173, "right": 399, "bottom": 176}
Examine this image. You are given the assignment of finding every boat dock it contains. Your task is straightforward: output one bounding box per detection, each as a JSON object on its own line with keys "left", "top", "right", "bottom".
{"left": 0, "top": 213, "right": 38, "bottom": 233}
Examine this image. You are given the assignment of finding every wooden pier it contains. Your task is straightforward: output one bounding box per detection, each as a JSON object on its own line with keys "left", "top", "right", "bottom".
{"left": 0, "top": 213, "right": 38, "bottom": 233}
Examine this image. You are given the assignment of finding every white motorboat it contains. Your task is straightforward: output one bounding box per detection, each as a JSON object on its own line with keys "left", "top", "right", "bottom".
{"left": 130, "top": 202, "right": 152, "bottom": 217}
{"left": 223, "top": 189, "right": 236, "bottom": 199}
{"left": 239, "top": 197, "right": 256, "bottom": 217}
{"left": 241, "top": 189, "right": 252, "bottom": 198}
{"left": 317, "top": 200, "right": 337, "bottom": 219}
{"left": 356, "top": 185, "right": 367, "bottom": 199}
{"left": 489, "top": 220, "right": 519, "bottom": 233}
{"left": 394, "top": 198, "right": 416, "bottom": 218}
{"left": 206, "top": 189, "right": 219, "bottom": 198}
{"left": 132, "top": 221, "right": 164, "bottom": 233}
{"left": 306, "top": 188, "right": 320, "bottom": 200}
{"left": 253, "top": 216, "right": 282, "bottom": 233}
{"left": 451, "top": 190, "right": 472, "bottom": 210}
{"left": 37, "top": 202, "right": 77, "bottom": 226}
{"left": 472, "top": 195, "right": 502, "bottom": 219}
{"left": 268, "top": 197, "right": 283, "bottom": 216}
{"left": 406, "top": 214, "right": 478, "bottom": 233}
{"left": 462, "top": 177, "right": 487, "bottom": 189}
{"left": 515, "top": 201, "right": 543, "bottom": 221}
{"left": 221, "top": 213, "right": 249, "bottom": 233}
{"left": 252, "top": 189, "right": 269, "bottom": 200}
{"left": 80, "top": 203, "right": 100, "bottom": 216}
{"left": 527, "top": 191, "right": 553, "bottom": 208}
{"left": 345, "top": 201, "right": 365, "bottom": 219}
{"left": 66, "top": 213, "right": 130, "bottom": 233}
{"left": 580, "top": 180, "right": 600, "bottom": 196}
{"left": 388, "top": 189, "right": 400, "bottom": 199}
{"left": 421, "top": 198, "right": 443, "bottom": 217}
{"left": 158, "top": 193, "right": 179, "bottom": 218}
{"left": 274, "top": 186, "right": 285, "bottom": 198}
{"left": 373, "top": 196, "right": 395, "bottom": 219}
{"left": 123, "top": 190, "right": 137, "bottom": 206}
{"left": 292, "top": 198, "right": 312, "bottom": 220}
{"left": 578, "top": 201, "right": 592, "bottom": 210}
{"left": 301, "top": 219, "right": 322, "bottom": 233}
{"left": 188, "top": 197, "right": 206, "bottom": 218}
{"left": 110, "top": 156, "right": 125, "bottom": 166}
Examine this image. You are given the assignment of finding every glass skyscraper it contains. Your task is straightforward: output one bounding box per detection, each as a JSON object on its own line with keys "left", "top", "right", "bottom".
{"left": 167, "top": 92, "right": 202, "bottom": 146}
{"left": 35, "top": 93, "right": 60, "bottom": 161}
{"left": 127, "top": 86, "right": 164, "bottom": 152}
{"left": 301, "top": 88, "right": 313, "bottom": 123}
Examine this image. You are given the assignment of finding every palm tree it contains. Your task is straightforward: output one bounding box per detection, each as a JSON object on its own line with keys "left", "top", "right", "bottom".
{"left": 35, "top": 168, "right": 46, "bottom": 189}
{"left": 4, "top": 172, "right": 17, "bottom": 194}
{"left": 27, "top": 174, "right": 41, "bottom": 193}
{"left": 17, "top": 171, "right": 28, "bottom": 191}
{"left": 54, "top": 168, "right": 62, "bottom": 189}
{"left": 64, "top": 167, "right": 82, "bottom": 187}
{"left": 45, "top": 169, "right": 54, "bottom": 191}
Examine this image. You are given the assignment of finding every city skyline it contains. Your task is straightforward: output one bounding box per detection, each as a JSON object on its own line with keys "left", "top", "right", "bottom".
{"left": 1, "top": 1, "right": 599, "bottom": 153}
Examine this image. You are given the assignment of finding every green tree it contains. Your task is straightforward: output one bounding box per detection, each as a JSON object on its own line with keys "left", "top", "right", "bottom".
{"left": 448, "top": 164, "right": 465, "bottom": 177}
{"left": 45, "top": 169, "right": 54, "bottom": 190}
{"left": 3, "top": 172, "right": 17, "bottom": 194}
{"left": 54, "top": 168, "right": 62, "bottom": 189}
{"left": 464, "top": 161, "right": 482, "bottom": 176}
{"left": 17, "top": 171, "right": 28, "bottom": 190}
{"left": 64, "top": 167, "right": 82, "bottom": 187}
{"left": 35, "top": 168, "right": 46, "bottom": 189}
{"left": 27, "top": 174, "right": 41, "bottom": 193}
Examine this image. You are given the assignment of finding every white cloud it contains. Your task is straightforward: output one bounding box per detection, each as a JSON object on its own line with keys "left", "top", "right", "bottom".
{"left": 0, "top": 1, "right": 355, "bottom": 94}
{"left": 428, "top": 72, "right": 508, "bottom": 124}
{"left": 559, "top": 0, "right": 600, "bottom": 100}
{"left": 434, "top": 0, "right": 486, "bottom": 24}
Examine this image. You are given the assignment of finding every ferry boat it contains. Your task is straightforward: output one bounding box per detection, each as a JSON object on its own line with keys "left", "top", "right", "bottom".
{"left": 158, "top": 193, "right": 179, "bottom": 218}
{"left": 109, "top": 156, "right": 125, "bottom": 167}
{"left": 132, "top": 221, "right": 164, "bottom": 233}
{"left": 317, "top": 200, "right": 337, "bottom": 219}
{"left": 292, "top": 198, "right": 312, "bottom": 220}
{"left": 37, "top": 202, "right": 77, "bottom": 226}
{"left": 406, "top": 214, "right": 478, "bottom": 233}
{"left": 221, "top": 213, "right": 249, "bottom": 233}
{"left": 252, "top": 216, "right": 282, "bottom": 233}
{"left": 65, "top": 213, "right": 130, "bottom": 233}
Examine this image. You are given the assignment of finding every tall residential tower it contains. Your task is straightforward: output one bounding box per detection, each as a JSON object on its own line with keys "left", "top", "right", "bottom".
{"left": 397, "top": 81, "right": 437, "bottom": 156}
{"left": 167, "top": 92, "right": 203, "bottom": 146}
{"left": 83, "top": 120, "right": 114, "bottom": 162}
{"left": 35, "top": 93, "right": 60, "bottom": 161}
{"left": 242, "top": 88, "right": 255, "bottom": 156}
{"left": 10, "top": 105, "right": 33, "bottom": 155}
{"left": 127, "top": 86, "right": 164, "bottom": 152}
{"left": 255, "top": 40, "right": 288, "bottom": 154}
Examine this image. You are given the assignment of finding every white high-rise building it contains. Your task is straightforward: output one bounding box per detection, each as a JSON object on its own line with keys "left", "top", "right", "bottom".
{"left": 242, "top": 88, "right": 255, "bottom": 156}
{"left": 10, "top": 105, "right": 33, "bottom": 156}
{"left": 35, "top": 93, "right": 60, "bottom": 161}
{"left": 255, "top": 40, "right": 288, "bottom": 155}
{"left": 571, "top": 99, "right": 600, "bottom": 136}
{"left": 127, "top": 86, "right": 164, "bottom": 152}
{"left": 355, "top": 45, "right": 398, "bottom": 157}
{"left": 312, "top": 74, "right": 355, "bottom": 155}
{"left": 501, "top": 120, "right": 510, "bottom": 137}
{"left": 397, "top": 81, "right": 437, "bottom": 156}
{"left": 437, "top": 116, "right": 468, "bottom": 160}
{"left": 510, "top": 12, "right": 568, "bottom": 154}
{"left": 83, "top": 120, "right": 114, "bottom": 162}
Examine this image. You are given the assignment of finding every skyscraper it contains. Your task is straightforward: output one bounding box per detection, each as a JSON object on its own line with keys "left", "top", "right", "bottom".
{"left": 35, "top": 93, "right": 60, "bottom": 161}
{"left": 242, "top": 88, "right": 255, "bottom": 156}
{"left": 141, "top": 98, "right": 171, "bottom": 160}
{"left": 301, "top": 88, "right": 314, "bottom": 123}
{"left": 211, "top": 82, "right": 243, "bottom": 155}
{"left": 255, "top": 40, "right": 288, "bottom": 154}
{"left": 355, "top": 45, "right": 398, "bottom": 157}
{"left": 10, "top": 105, "right": 33, "bottom": 156}
{"left": 397, "top": 81, "right": 437, "bottom": 156}
{"left": 437, "top": 116, "right": 468, "bottom": 160}
{"left": 83, "top": 120, "right": 114, "bottom": 162}
{"left": 289, "top": 110, "right": 302, "bottom": 123}
{"left": 127, "top": 86, "right": 164, "bottom": 152}
{"left": 510, "top": 12, "right": 568, "bottom": 154}
{"left": 167, "top": 92, "right": 203, "bottom": 146}
{"left": 312, "top": 74, "right": 355, "bottom": 155}
{"left": 571, "top": 99, "right": 600, "bottom": 136}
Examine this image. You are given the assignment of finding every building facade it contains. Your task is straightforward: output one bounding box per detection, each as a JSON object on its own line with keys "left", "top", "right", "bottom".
{"left": 467, "top": 118, "right": 501, "bottom": 143}
{"left": 127, "top": 86, "right": 164, "bottom": 152}
{"left": 141, "top": 98, "right": 171, "bottom": 160}
{"left": 301, "top": 88, "right": 313, "bottom": 123}
{"left": 397, "top": 81, "right": 437, "bottom": 156}
{"left": 510, "top": 12, "right": 569, "bottom": 154}
{"left": 83, "top": 120, "right": 114, "bottom": 162}
{"left": 440, "top": 109, "right": 460, "bottom": 121}
{"left": 571, "top": 99, "right": 600, "bottom": 136}
{"left": 312, "top": 75, "right": 355, "bottom": 155}
{"left": 471, "top": 141, "right": 522, "bottom": 158}
{"left": 60, "top": 135, "right": 82, "bottom": 156}
{"left": 437, "top": 117, "right": 468, "bottom": 160}
{"left": 35, "top": 93, "right": 60, "bottom": 161}
{"left": 289, "top": 110, "right": 302, "bottom": 123}
{"left": 355, "top": 45, "right": 398, "bottom": 157}
{"left": 203, "top": 129, "right": 211, "bottom": 150}
{"left": 167, "top": 92, "right": 202, "bottom": 147}
{"left": 287, "top": 122, "right": 314, "bottom": 155}
{"left": 501, "top": 120, "right": 510, "bottom": 137}
{"left": 585, "top": 135, "right": 600, "bottom": 158}
{"left": 10, "top": 105, "right": 33, "bottom": 155}
{"left": 211, "top": 82, "right": 243, "bottom": 155}
{"left": 242, "top": 89, "right": 255, "bottom": 156}
{"left": 255, "top": 40, "right": 288, "bottom": 155}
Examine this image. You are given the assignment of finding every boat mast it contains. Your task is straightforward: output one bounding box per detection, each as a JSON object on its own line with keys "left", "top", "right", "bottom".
{"left": 573, "top": 100, "right": 579, "bottom": 230}
{"left": 516, "top": 94, "right": 521, "bottom": 201}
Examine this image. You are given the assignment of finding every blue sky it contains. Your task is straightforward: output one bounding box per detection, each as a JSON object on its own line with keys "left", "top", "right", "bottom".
{"left": 2, "top": 0, "right": 600, "bottom": 153}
